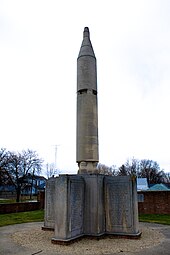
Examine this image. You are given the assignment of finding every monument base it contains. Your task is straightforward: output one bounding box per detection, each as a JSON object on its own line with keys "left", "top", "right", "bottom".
{"left": 51, "top": 232, "right": 142, "bottom": 245}
{"left": 42, "top": 226, "right": 54, "bottom": 231}
{"left": 43, "top": 174, "right": 141, "bottom": 244}
{"left": 51, "top": 234, "right": 84, "bottom": 245}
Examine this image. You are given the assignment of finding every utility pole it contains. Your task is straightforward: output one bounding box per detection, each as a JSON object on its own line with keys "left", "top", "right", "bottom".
{"left": 54, "top": 144, "right": 60, "bottom": 171}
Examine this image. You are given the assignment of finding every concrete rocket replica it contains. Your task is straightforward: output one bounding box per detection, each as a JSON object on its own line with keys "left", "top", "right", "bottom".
{"left": 43, "top": 28, "right": 140, "bottom": 243}
{"left": 76, "top": 27, "right": 99, "bottom": 173}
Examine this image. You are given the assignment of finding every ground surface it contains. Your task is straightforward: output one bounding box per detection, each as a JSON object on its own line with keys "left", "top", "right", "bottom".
{"left": 0, "top": 222, "right": 170, "bottom": 255}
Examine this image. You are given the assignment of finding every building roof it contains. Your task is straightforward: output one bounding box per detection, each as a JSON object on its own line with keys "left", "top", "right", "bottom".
{"left": 148, "top": 183, "right": 169, "bottom": 191}
{"left": 34, "top": 175, "right": 47, "bottom": 181}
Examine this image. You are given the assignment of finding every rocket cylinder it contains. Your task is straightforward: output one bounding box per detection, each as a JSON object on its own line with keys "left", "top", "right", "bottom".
{"left": 76, "top": 27, "right": 99, "bottom": 173}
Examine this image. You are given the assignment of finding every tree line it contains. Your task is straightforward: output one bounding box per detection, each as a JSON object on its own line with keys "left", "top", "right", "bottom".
{"left": 98, "top": 158, "right": 170, "bottom": 185}
{"left": 0, "top": 148, "right": 43, "bottom": 202}
{"left": 1, "top": 146, "right": 170, "bottom": 202}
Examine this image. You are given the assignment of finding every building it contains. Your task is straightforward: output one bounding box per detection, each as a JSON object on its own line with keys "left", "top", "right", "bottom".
{"left": 0, "top": 175, "right": 46, "bottom": 198}
{"left": 137, "top": 178, "right": 149, "bottom": 191}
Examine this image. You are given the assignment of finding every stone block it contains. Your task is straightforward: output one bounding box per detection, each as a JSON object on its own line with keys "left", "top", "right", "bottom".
{"left": 43, "top": 177, "right": 56, "bottom": 230}
{"left": 52, "top": 175, "right": 84, "bottom": 242}
{"left": 104, "top": 175, "right": 139, "bottom": 235}
{"left": 82, "top": 174, "right": 105, "bottom": 235}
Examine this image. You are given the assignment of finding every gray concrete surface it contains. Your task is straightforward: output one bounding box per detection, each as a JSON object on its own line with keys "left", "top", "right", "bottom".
{"left": 0, "top": 222, "right": 170, "bottom": 255}
{"left": 0, "top": 222, "right": 42, "bottom": 255}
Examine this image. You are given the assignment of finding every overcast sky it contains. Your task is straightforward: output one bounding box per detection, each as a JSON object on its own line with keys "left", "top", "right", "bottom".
{"left": 0, "top": 0, "right": 170, "bottom": 174}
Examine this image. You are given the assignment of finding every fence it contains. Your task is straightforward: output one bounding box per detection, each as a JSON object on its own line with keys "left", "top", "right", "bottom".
{"left": 0, "top": 192, "right": 45, "bottom": 214}
{"left": 0, "top": 201, "right": 43, "bottom": 214}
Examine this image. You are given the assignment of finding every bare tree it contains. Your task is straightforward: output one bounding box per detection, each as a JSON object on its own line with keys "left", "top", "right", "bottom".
{"left": 0, "top": 148, "right": 9, "bottom": 185}
{"left": 118, "top": 164, "right": 128, "bottom": 176}
{"left": 21, "top": 149, "right": 43, "bottom": 199}
{"left": 138, "top": 159, "right": 166, "bottom": 184}
{"left": 118, "top": 158, "right": 140, "bottom": 176}
{"left": 3, "top": 149, "right": 43, "bottom": 202}
{"left": 164, "top": 172, "right": 170, "bottom": 183}
{"left": 110, "top": 165, "right": 118, "bottom": 176}
{"left": 117, "top": 158, "right": 166, "bottom": 185}
{"left": 45, "top": 163, "right": 60, "bottom": 178}
{"left": 97, "top": 163, "right": 117, "bottom": 175}
{"left": 125, "top": 158, "right": 140, "bottom": 176}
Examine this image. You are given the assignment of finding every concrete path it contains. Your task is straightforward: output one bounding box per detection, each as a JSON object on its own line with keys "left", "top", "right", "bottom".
{"left": 0, "top": 222, "right": 170, "bottom": 255}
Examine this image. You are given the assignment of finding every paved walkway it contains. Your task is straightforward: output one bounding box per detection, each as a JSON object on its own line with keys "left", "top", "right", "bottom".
{"left": 0, "top": 222, "right": 170, "bottom": 255}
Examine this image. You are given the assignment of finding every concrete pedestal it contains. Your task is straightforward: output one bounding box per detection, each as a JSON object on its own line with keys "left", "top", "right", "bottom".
{"left": 43, "top": 177, "right": 56, "bottom": 230}
{"left": 52, "top": 175, "right": 84, "bottom": 242}
{"left": 44, "top": 174, "right": 141, "bottom": 244}
{"left": 104, "top": 176, "right": 139, "bottom": 236}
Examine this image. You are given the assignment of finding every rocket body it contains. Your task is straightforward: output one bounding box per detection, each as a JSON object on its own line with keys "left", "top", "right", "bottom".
{"left": 76, "top": 27, "right": 99, "bottom": 173}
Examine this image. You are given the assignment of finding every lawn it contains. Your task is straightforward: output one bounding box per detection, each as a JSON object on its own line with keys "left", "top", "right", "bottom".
{"left": 0, "top": 196, "right": 37, "bottom": 203}
{"left": 0, "top": 199, "right": 17, "bottom": 204}
{"left": 0, "top": 210, "right": 44, "bottom": 227}
{"left": 0, "top": 211, "right": 170, "bottom": 227}
{"left": 139, "top": 214, "right": 170, "bottom": 225}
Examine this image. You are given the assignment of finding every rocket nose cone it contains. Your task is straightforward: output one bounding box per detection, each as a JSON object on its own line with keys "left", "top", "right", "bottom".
{"left": 84, "top": 27, "right": 90, "bottom": 38}
{"left": 78, "top": 27, "right": 95, "bottom": 58}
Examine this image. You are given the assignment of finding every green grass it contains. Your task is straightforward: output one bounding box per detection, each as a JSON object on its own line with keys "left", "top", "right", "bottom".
{"left": 139, "top": 214, "right": 170, "bottom": 225}
{"left": 0, "top": 199, "right": 17, "bottom": 204}
{"left": 0, "top": 196, "right": 38, "bottom": 203}
{"left": 1, "top": 211, "right": 169, "bottom": 227}
{"left": 0, "top": 210, "right": 44, "bottom": 227}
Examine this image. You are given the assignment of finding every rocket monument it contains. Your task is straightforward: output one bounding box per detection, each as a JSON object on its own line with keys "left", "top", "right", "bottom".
{"left": 43, "top": 27, "right": 140, "bottom": 243}
{"left": 77, "top": 27, "right": 99, "bottom": 173}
